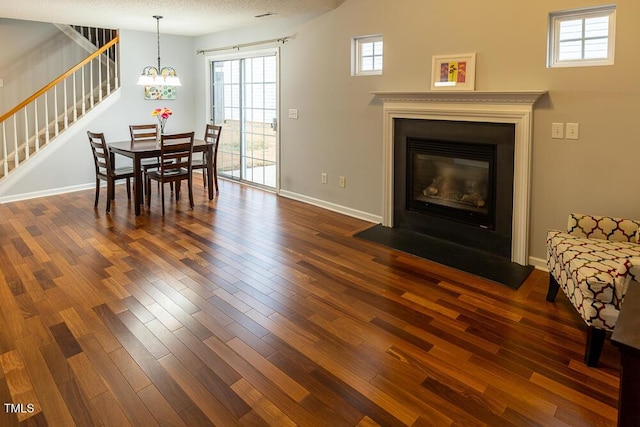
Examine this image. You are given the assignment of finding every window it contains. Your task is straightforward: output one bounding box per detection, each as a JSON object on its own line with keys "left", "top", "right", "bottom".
{"left": 352, "top": 35, "right": 383, "bottom": 76}
{"left": 548, "top": 5, "right": 616, "bottom": 68}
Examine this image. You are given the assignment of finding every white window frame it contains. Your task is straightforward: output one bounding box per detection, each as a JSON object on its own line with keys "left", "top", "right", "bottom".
{"left": 351, "top": 34, "right": 383, "bottom": 76}
{"left": 547, "top": 5, "right": 616, "bottom": 68}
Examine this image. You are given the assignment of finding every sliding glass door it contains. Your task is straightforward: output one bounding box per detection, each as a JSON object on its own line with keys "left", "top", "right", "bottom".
{"left": 210, "top": 50, "right": 278, "bottom": 189}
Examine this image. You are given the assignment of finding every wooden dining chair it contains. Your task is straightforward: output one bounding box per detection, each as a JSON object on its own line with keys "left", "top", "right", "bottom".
{"left": 130, "top": 124, "right": 162, "bottom": 195}
{"left": 129, "top": 124, "right": 158, "bottom": 142}
{"left": 191, "top": 124, "right": 222, "bottom": 192}
{"left": 87, "top": 131, "right": 134, "bottom": 213}
{"left": 145, "top": 132, "right": 195, "bottom": 215}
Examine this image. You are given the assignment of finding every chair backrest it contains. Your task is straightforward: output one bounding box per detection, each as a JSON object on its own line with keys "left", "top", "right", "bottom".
{"left": 204, "top": 124, "right": 222, "bottom": 157}
{"left": 159, "top": 132, "right": 195, "bottom": 176}
{"left": 130, "top": 124, "right": 158, "bottom": 142}
{"left": 87, "top": 131, "right": 113, "bottom": 178}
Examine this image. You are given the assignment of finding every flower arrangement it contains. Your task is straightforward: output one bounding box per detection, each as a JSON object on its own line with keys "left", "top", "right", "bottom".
{"left": 152, "top": 107, "right": 172, "bottom": 134}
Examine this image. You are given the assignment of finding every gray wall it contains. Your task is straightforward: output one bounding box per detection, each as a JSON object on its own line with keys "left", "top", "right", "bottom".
{"left": 5, "top": 0, "right": 640, "bottom": 264}
{"left": 195, "top": 0, "right": 640, "bottom": 263}
{"left": 1, "top": 25, "right": 196, "bottom": 196}
{"left": 0, "top": 18, "right": 87, "bottom": 115}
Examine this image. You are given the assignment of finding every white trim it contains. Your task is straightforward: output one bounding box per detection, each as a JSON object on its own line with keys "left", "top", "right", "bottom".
{"left": 529, "top": 256, "right": 548, "bottom": 271}
{"left": 0, "top": 182, "right": 94, "bottom": 204}
{"left": 372, "top": 90, "right": 546, "bottom": 266}
{"left": 279, "top": 189, "right": 381, "bottom": 224}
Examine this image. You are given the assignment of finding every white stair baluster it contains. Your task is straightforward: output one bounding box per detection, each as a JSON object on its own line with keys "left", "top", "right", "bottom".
{"left": 81, "top": 66, "right": 86, "bottom": 115}
{"left": 72, "top": 72, "right": 77, "bottom": 122}
{"left": 12, "top": 116, "right": 19, "bottom": 168}
{"left": 90, "top": 58, "right": 95, "bottom": 108}
{"left": 34, "top": 98, "right": 39, "bottom": 151}
{"left": 54, "top": 85, "right": 59, "bottom": 136}
{"left": 44, "top": 92, "right": 50, "bottom": 145}
{"left": 2, "top": 122, "right": 8, "bottom": 176}
{"left": 23, "top": 107, "right": 29, "bottom": 160}
{"left": 63, "top": 79, "right": 69, "bottom": 129}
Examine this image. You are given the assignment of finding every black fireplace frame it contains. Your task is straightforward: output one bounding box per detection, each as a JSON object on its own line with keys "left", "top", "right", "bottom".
{"left": 393, "top": 118, "right": 515, "bottom": 259}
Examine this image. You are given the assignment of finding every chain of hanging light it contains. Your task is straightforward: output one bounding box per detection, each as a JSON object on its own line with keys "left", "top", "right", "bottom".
{"left": 137, "top": 15, "right": 181, "bottom": 86}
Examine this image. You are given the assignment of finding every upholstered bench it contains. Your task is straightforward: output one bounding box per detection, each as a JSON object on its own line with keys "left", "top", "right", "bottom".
{"left": 546, "top": 213, "right": 640, "bottom": 366}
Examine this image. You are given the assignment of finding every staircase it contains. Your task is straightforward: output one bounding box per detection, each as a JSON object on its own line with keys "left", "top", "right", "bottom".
{"left": 0, "top": 26, "right": 120, "bottom": 181}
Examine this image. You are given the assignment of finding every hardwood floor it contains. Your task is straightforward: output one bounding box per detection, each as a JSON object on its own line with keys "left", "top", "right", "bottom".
{"left": 0, "top": 177, "right": 620, "bottom": 426}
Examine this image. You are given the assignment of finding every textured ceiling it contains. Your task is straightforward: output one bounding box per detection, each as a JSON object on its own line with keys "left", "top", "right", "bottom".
{"left": 0, "top": 0, "right": 341, "bottom": 36}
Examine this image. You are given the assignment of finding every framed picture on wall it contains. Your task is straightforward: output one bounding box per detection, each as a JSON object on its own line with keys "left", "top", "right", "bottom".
{"left": 431, "top": 53, "right": 476, "bottom": 91}
{"left": 144, "top": 85, "right": 177, "bottom": 100}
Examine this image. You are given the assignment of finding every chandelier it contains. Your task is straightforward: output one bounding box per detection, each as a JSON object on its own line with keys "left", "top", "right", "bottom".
{"left": 137, "top": 15, "right": 181, "bottom": 86}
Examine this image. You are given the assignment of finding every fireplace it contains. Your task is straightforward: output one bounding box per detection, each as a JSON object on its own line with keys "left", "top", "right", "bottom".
{"left": 407, "top": 138, "right": 495, "bottom": 229}
{"left": 394, "top": 119, "right": 515, "bottom": 259}
{"left": 373, "top": 90, "right": 546, "bottom": 265}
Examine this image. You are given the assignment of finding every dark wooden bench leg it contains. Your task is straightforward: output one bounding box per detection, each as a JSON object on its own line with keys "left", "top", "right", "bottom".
{"left": 585, "top": 326, "right": 606, "bottom": 367}
{"left": 546, "top": 274, "right": 560, "bottom": 302}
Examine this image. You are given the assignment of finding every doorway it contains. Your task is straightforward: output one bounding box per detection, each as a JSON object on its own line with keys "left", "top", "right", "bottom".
{"left": 209, "top": 49, "right": 278, "bottom": 189}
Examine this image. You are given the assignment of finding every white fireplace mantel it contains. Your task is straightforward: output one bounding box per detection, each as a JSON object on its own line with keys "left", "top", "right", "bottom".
{"left": 372, "top": 90, "right": 547, "bottom": 265}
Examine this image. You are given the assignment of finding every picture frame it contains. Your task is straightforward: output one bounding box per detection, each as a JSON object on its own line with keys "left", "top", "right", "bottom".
{"left": 431, "top": 53, "right": 476, "bottom": 91}
{"left": 144, "top": 85, "right": 177, "bottom": 100}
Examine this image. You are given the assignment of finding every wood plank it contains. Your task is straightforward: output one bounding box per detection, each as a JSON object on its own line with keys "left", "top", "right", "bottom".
{"left": 158, "top": 354, "right": 240, "bottom": 427}
{"left": 0, "top": 178, "right": 621, "bottom": 426}
{"left": 0, "top": 350, "right": 42, "bottom": 422}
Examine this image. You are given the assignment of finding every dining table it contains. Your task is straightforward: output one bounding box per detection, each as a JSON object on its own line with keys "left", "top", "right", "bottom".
{"left": 108, "top": 138, "right": 215, "bottom": 215}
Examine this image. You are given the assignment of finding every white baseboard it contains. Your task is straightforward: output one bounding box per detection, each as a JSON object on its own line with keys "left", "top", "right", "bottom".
{"left": 0, "top": 182, "right": 96, "bottom": 204}
{"left": 278, "top": 190, "right": 382, "bottom": 224}
{"left": 529, "top": 256, "right": 548, "bottom": 271}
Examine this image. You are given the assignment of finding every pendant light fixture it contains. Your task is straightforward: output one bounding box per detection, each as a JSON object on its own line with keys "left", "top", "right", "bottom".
{"left": 137, "top": 15, "right": 181, "bottom": 86}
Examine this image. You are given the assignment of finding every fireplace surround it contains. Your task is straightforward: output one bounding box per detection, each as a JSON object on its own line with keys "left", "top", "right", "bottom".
{"left": 396, "top": 119, "right": 515, "bottom": 258}
{"left": 372, "top": 91, "right": 546, "bottom": 265}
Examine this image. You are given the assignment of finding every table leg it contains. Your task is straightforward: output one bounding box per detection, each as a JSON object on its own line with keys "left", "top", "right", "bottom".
{"left": 134, "top": 156, "right": 143, "bottom": 215}
{"left": 206, "top": 147, "right": 214, "bottom": 200}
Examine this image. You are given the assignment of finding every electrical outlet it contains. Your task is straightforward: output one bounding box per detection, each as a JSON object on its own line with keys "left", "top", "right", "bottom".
{"left": 339, "top": 176, "right": 346, "bottom": 188}
{"left": 321, "top": 173, "right": 327, "bottom": 184}
{"left": 288, "top": 109, "right": 298, "bottom": 119}
{"left": 551, "top": 122, "right": 564, "bottom": 139}
{"left": 566, "top": 123, "right": 579, "bottom": 140}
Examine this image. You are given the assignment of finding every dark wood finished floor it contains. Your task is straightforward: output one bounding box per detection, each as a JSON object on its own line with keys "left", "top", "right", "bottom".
{"left": 0, "top": 177, "right": 620, "bottom": 426}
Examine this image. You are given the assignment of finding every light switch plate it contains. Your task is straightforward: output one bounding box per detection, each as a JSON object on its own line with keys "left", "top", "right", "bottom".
{"left": 566, "top": 123, "right": 579, "bottom": 140}
{"left": 288, "top": 109, "right": 298, "bottom": 119}
{"left": 552, "top": 122, "right": 564, "bottom": 139}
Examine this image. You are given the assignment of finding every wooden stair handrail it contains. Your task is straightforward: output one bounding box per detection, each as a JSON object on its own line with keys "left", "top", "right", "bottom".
{"left": 0, "top": 35, "right": 119, "bottom": 123}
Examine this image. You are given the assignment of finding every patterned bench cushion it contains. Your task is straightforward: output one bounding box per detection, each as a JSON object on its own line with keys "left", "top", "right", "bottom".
{"left": 548, "top": 231, "right": 640, "bottom": 305}
{"left": 568, "top": 213, "right": 640, "bottom": 243}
